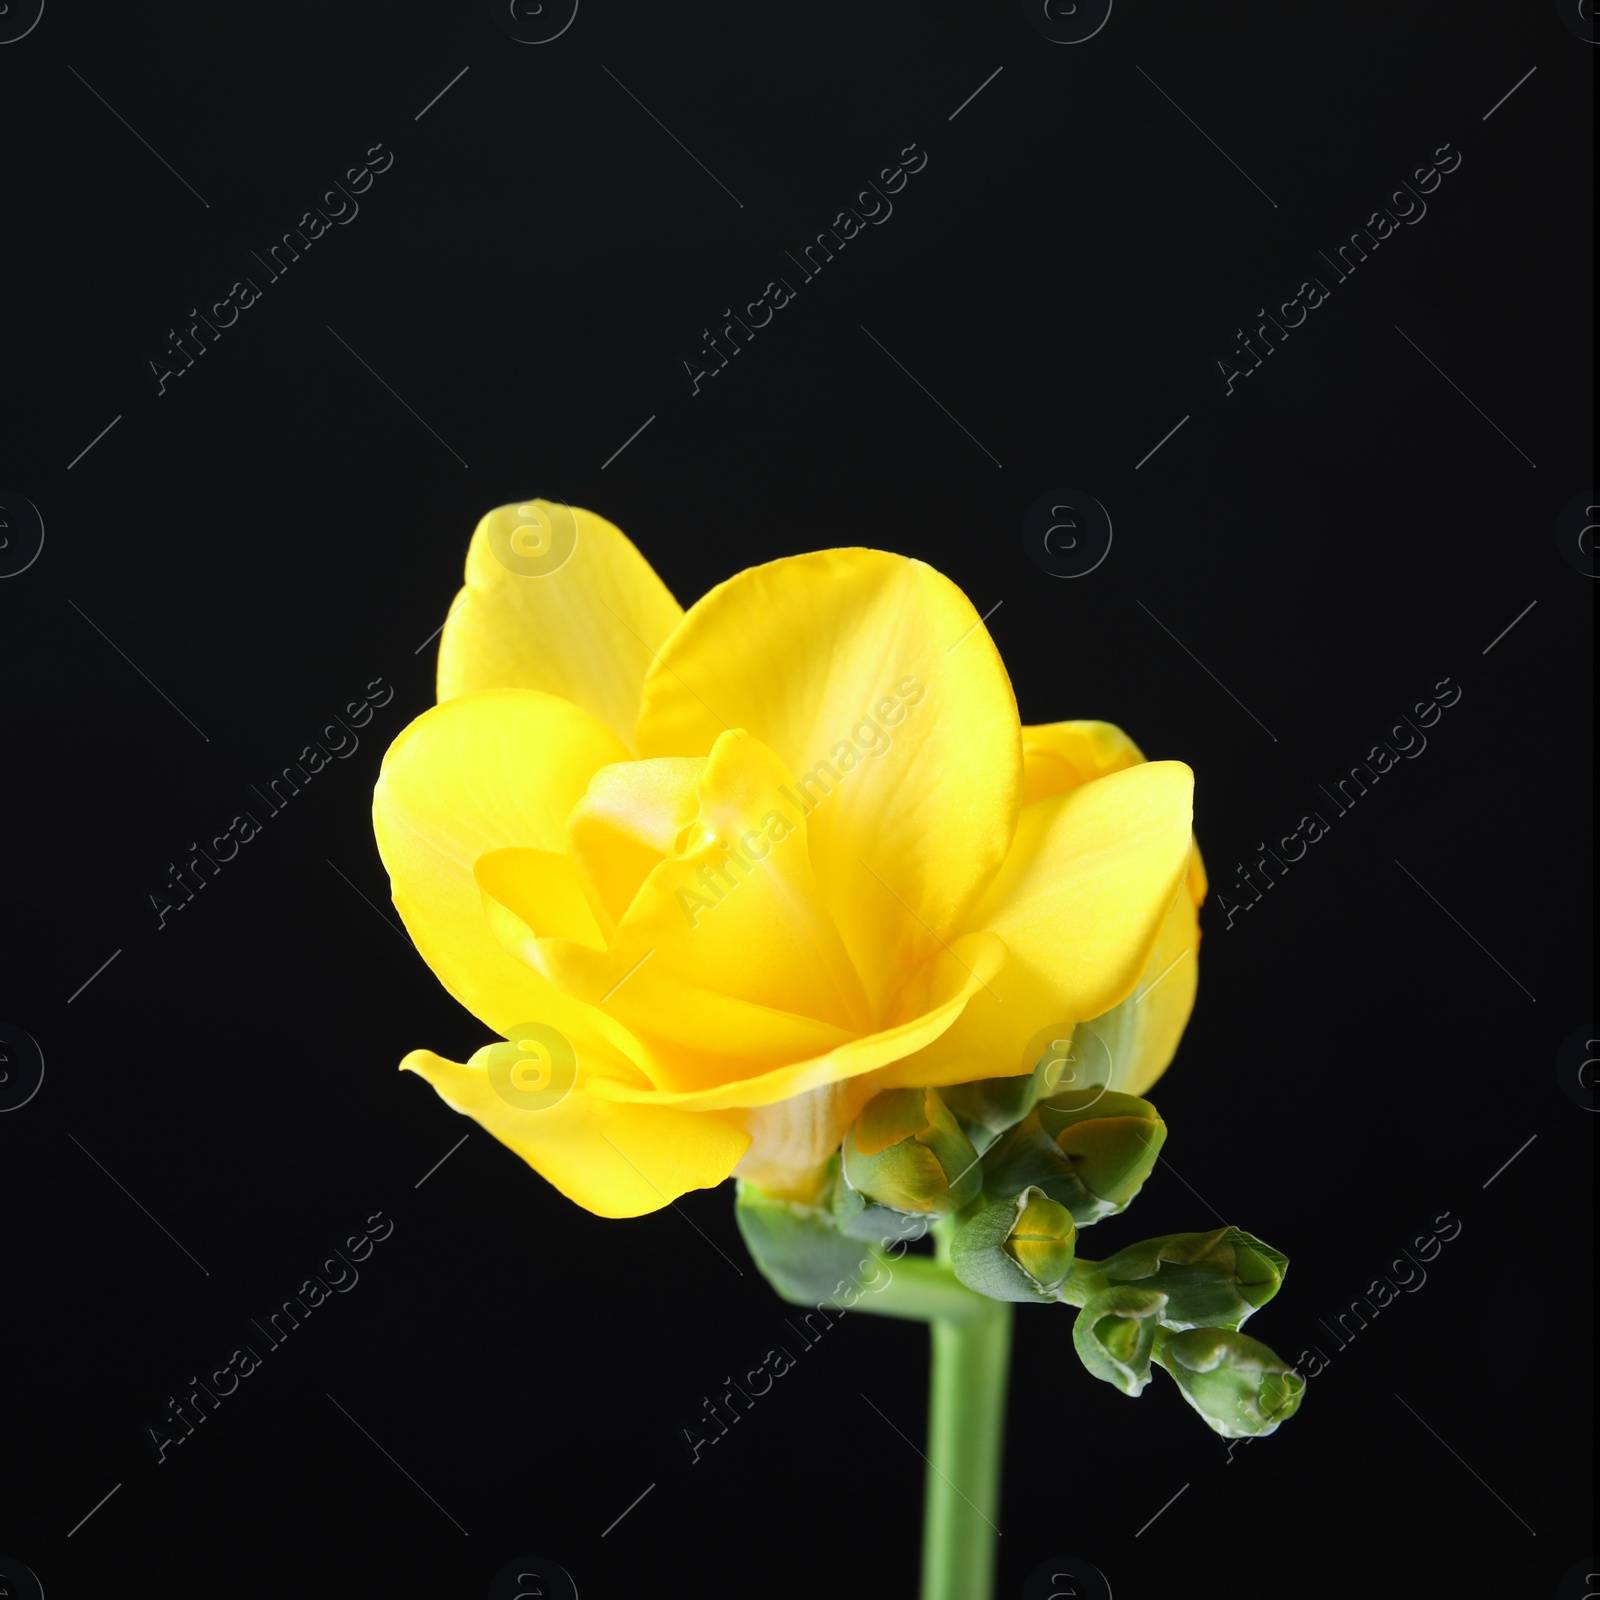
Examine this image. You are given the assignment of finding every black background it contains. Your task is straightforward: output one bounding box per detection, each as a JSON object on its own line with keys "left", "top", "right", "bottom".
{"left": 1, "top": 2, "right": 1593, "bottom": 1596}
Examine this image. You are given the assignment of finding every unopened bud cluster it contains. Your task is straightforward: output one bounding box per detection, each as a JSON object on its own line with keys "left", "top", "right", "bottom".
{"left": 738, "top": 1037, "right": 1306, "bottom": 1440}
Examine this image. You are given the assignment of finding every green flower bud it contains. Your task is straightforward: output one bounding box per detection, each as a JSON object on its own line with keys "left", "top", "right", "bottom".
{"left": 951, "top": 1186, "right": 1076, "bottom": 1303}
{"left": 842, "top": 1088, "right": 982, "bottom": 1216}
{"left": 982, "top": 1088, "right": 1166, "bottom": 1226}
{"left": 1007, "top": 1191, "right": 1077, "bottom": 1287}
{"left": 1093, "top": 1227, "right": 1288, "bottom": 1331}
{"left": 1072, "top": 1286, "right": 1168, "bottom": 1396}
{"left": 1154, "top": 1328, "right": 1306, "bottom": 1437}
{"left": 828, "top": 1157, "right": 931, "bottom": 1244}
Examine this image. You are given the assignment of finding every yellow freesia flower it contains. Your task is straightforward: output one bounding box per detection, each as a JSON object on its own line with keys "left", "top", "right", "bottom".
{"left": 374, "top": 502, "right": 1201, "bottom": 1218}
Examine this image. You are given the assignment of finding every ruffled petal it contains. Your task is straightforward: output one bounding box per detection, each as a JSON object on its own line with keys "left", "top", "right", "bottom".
{"left": 585, "top": 931, "right": 1006, "bottom": 1109}
{"left": 514, "top": 928, "right": 859, "bottom": 1081}
{"left": 402, "top": 1046, "right": 749, "bottom": 1218}
{"left": 567, "top": 757, "right": 704, "bottom": 931}
{"left": 634, "top": 549, "right": 1022, "bottom": 1013}
{"left": 372, "top": 688, "right": 630, "bottom": 1036}
{"left": 1016, "top": 720, "right": 1206, "bottom": 1095}
{"left": 614, "top": 730, "right": 872, "bottom": 1033}
{"left": 1020, "top": 719, "right": 1147, "bottom": 807}
{"left": 890, "top": 762, "right": 1194, "bottom": 1085}
{"left": 437, "top": 501, "right": 683, "bottom": 750}
{"left": 1069, "top": 840, "right": 1204, "bottom": 1096}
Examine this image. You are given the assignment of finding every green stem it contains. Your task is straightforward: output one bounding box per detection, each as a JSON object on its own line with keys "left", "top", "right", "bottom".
{"left": 920, "top": 1223, "right": 1013, "bottom": 1600}
{"left": 852, "top": 1253, "right": 996, "bottom": 1322}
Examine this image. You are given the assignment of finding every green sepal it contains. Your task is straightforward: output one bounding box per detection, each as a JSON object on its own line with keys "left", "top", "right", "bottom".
{"left": 982, "top": 1089, "right": 1165, "bottom": 1226}
{"left": 1093, "top": 1227, "right": 1287, "bottom": 1330}
{"left": 1153, "top": 1327, "right": 1306, "bottom": 1437}
{"left": 1072, "top": 1286, "right": 1168, "bottom": 1396}
{"left": 843, "top": 1088, "right": 982, "bottom": 1216}
{"left": 950, "top": 1188, "right": 1071, "bottom": 1304}
{"left": 734, "top": 1180, "right": 883, "bottom": 1306}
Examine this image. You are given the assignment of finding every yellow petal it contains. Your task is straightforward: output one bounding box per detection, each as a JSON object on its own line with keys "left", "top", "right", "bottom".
{"left": 476, "top": 847, "right": 608, "bottom": 958}
{"left": 1070, "top": 842, "right": 1203, "bottom": 1097}
{"left": 402, "top": 1046, "right": 749, "bottom": 1218}
{"left": 892, "top": 762, "right": 1195, "bottom": 1085}
{"left": 1017, "top": 720, "right": 1208, "bottom": 1094}
{"left": 634, "top": 549, "right": 1022, "bottom": 1012}
{"left": 973, "top": 759, "right": 1194, "bottom": 1016}
{"left": 518, "top": 930, "right": 859, "bottom": 1080}
{"left": 586, "top": 931, "right": 1007, "bottom": 1110}
{"left": 1020, "top": 719, "right": 1146, "bottom": 807}
{"left": 483, "top": 732, "right": 869, "bottom": 1080}
{"left": 567, "top": 757, "right": 705, "bottom": 931}
{"left": 373, "top": 688, "right": 630, "bottom": 1037}
{"left": 437, "top": 501, "right": 683, "bottom": 751}
{"left": 616, "top": 730, "right": 872, "bottom": 1034}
